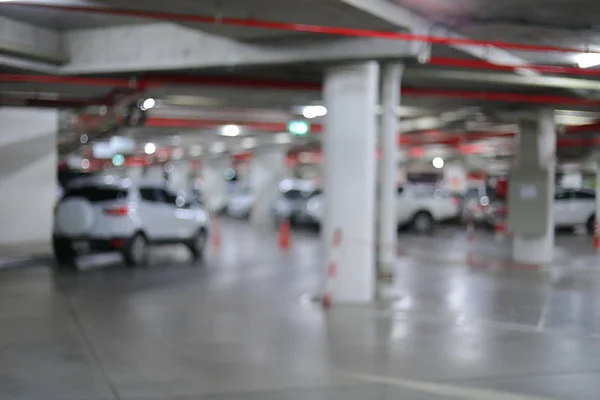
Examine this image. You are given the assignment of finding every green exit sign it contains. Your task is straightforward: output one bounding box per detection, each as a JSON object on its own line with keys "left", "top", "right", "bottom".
{"left": 287, "top": 120, "right": 310, "bottom": 136}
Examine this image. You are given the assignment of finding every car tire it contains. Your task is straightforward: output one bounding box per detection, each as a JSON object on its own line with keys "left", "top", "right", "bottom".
{"left": 52, "top": 238, "right": 76, "bottom": 270}
{"left": 187, "top": 228, "right": 207, "bottom": 261}
{"left": 122, "top": 233, "right": 149, "bottom": 267}
{"left": 587, "top": 215, "right": 595, "bottom": 235}
{"left": 412, "top": 211, "right": 434, "bottom": 234}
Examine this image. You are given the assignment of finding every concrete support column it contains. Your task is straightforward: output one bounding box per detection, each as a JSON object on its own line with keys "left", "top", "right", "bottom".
{"left": 144, "top": 165, "right": 166, "bottom": 181}
{"left": 125, "top": 166, "right": 144, "bottom": 181}
{"left": 378, "top": 62, "right": 403, "bottom": 282}
{"left": 169, "top": 160, "right": 191, "bottom": 194}
{"left": 203, "top": 157, "right": 230, "bottom": 213}
{"left": 0, "top": 108, "right": 58, "bottom": 246}
{"left": 511, "top": 109, "right": 556, "bottom": 265}
{"left": 596, "top": 162, "right": 600, "bottom": 237}
{"left": 249, "top": 147, "right": 287, "bottom": 227}
{"left": 323, "top": 61, "right": 379, "bottom": 303}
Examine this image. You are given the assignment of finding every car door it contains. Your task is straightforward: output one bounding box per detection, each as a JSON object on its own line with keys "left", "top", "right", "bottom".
{"left": 137, "top": 187, "right": 168, "bottom": 240}
{"left": 159, "top": 189, "right": 197, "bottom": 239}
{"left": 396, "top": 187, "right": 412, "bottom": 224}
{"left": 553, "top": 190, "right": 574, "bottom": 227}
{"left": 573, "top": 190, "right": 596, "bottom": 224}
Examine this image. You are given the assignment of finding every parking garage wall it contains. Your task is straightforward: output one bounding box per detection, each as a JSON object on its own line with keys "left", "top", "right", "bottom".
{"left": 0, "top": 108, "right": 58, "bottom": 246}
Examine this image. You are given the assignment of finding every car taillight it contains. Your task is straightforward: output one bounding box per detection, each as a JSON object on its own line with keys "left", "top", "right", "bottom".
{"left": 103, "top": 206, "right": 128, "bottom": 216}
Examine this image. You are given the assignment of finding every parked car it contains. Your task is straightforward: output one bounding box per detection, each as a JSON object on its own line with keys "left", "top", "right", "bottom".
{"left": 303, "top": 184, "right": 460, "bottom": 233}
{"left": 484, "top": 188, "right": 597, "bottom": 234}
{"left": 53, "top": 176, "right": 209, "bottom": 269}
{"left": 273, "top": 187, "right": 318, "bottom": 224}
{"left": 227, "top": 186, "right": 255, "bottom": 218}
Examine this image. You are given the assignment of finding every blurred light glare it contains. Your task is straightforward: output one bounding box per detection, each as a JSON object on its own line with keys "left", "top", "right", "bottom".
{"left": 432, "top": 157, "right": 444, "bottom": 169}
{"left": 280, "top": 179, "right": 294, "bottom": 192}
{"left": 241, "top": 137, "right": 256, "bottom": 149}
{"left": 576, "top": 53, "right": 600, "bottom": 68}
{"left": 189, "top": 145, "right": 203, "bottom": 157}
{"left": 144, "top": 142, "right": 156, "bottom": 155}
{"left": 81, "top": 159, "right": 90, "bottom": 169}
{"left": 164, "top": 161, "right": 174, "bottom": 173}
{"left": 141, "top": 98, "right": 155, "bottom": 110}
{"left": 302, "top": 105, "right": 327, "bottom": 119}
{"left": 222, "top": 124, "right": 241, "bottom": 137}
{"left": 80, "top": 134, "right": 88, "bottom": 144}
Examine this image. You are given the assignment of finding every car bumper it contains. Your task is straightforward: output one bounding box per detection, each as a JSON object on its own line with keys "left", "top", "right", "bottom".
{"left": 53, "top": 236, "right": 130, "bottom": 254}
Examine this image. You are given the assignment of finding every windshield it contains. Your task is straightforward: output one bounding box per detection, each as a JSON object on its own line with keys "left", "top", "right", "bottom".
{"left": 63, "top": 186, "right": 128, "bottom": 202}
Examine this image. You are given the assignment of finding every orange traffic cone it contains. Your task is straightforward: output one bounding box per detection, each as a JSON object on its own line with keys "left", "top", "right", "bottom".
{"left": 212, "top": 215, "right": 221, "bottom": 250}
{"left": 279, "top": 218, "right": 291, "bottom": 250}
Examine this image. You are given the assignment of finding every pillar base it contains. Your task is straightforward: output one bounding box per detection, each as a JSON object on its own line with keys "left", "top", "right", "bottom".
{"left": 513, "top": 235, "right": 553, "bottom": 265}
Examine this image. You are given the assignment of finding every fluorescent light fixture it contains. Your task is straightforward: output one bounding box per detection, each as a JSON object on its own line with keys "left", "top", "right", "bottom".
{"left": 144, "top": 142, "right": 156, "bottom": 155}
{"left": 211, "top": 142, "right": 227, "bottom": 153}
{"left": 302, "top": 105, "right": 327, "bottom": 119}
{"left": 221, "top": 124, "right": 240, "bottom": 137}
{"left": 576, "top": 53, "right": 600, "bottom": 69}
{"left": 432, "top": 156, "right": 444, "bottom": 169}
{"left": 140, "top": 98, "right": 155, "bottom": 110}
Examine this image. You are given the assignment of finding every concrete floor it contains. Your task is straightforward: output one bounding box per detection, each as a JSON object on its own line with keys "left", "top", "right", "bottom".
{"left": 3, "top": 221, "right": 600, "bottom": 399}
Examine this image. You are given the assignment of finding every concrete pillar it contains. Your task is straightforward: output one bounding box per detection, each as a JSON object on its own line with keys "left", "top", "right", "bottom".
{"left": 249, "top": 147, "right": 287, "bottom": 227}
{"left": 203, "top": 157, "right": 230, "bottom": 213}
{"left": 596, "top": 163, "right": 600, "bottom": 237}
{"left": 323, "top": 61, "right": 379, "bottom": 303}
{"left": 0, "top": 108, "right": 58, "bottom": 246}
{"left": 125, "top": 166, "right": 144, "bottom": 180}
{"left": 511, "top": 109, "right": 556, "bottom": 265}
{"left": 169, "top": 160, "right": 191, "bottom": 194}
{"left": 377, "top": 62, "right": 403, "bottom": 281}
{"left": 144, "top": 165, "right": 166, "bottom": 181}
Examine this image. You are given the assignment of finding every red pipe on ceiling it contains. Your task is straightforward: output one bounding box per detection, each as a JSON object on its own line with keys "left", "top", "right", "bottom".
{"left": 2, "top": 2, "right": 596, "bottom": 55}
{"left": 4, "top": 73, "right": 600, "bottom": 107}
{"left": 428, "top": 57, "right": 600, "bottom": 77}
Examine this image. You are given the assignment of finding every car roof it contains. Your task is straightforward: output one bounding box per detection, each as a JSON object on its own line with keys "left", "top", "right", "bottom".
{"left": 67, "top": 175, "right": 169, "bottom": 190}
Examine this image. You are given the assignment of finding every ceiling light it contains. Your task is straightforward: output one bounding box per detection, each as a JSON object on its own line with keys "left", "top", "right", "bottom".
{"left": 211, "top": 142, "right": 227, "bottom": 154}
{"left": 144, "top": 142, "right": 156, "bottom": 155}
{"left": 432, "top": 157, "right": 444, "bottom": 169}
{"left": 221, "top": 124, "right": 240, "bottom": 137}
{"left": 140, "top": 98, "right": 155, "bottom": 111}
{"left": 302, "top": 105, "right": 327, "bottom": 119}
{"left": 576, "top": 53, "right": 600, "bottom": 69}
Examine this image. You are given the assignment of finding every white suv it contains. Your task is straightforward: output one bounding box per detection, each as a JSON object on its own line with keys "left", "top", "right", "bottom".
{"left": 53, "top": 176, "right": 209, "bottom": 268}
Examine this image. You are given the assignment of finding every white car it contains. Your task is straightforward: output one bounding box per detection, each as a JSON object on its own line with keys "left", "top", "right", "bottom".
{"left": 554, "top": 188, "right": 596, "bottom": 232}
{"left": 227, "top": 187, "right": 255, "bottom": 218}
{"left": 53, "top": 176, "right": 209, "bottom": 268}
{"left": 304, "top": 185, "right": 459, "bottom": 233}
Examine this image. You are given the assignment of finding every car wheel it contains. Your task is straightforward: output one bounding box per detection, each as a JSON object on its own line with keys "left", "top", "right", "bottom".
{"left": 52, "top": 239, "right": 77, "bottom": 270}
{"left": 122, "top": 233, "right": 149, "bottom": 267}
{"left": 587, "top": 215, "right": 596, "bottom": 235}
{"left": 187, "top": 228, "right": 207, "bottom": 261}
{"left": 412, "top": 211, "right": 434, "bottom": 234}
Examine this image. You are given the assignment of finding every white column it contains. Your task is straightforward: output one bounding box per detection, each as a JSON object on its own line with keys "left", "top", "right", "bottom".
{"left": 512, "top": 109, "right": 556, "bottom": 265}
{"left": 144, "top": 165, "right": 166, "bottom": 181}
{"left": 0, "top": 108, "right": 58, "bottom": 246}
{"left": 596, "top": 162, "right": 600, "bottom": 237}
{"left": 249, "top": 147, "right": 287, "bottom": 226}
{"left": 323, "top": 61, "right": 379, "bottom": 303}
{"left": 203, "top": 157, "right": 231, "bottom": 213}
{"left": 125, "top": 166, "right": 144, "bottom": 180}
{"left": 169, "top": 160, "right": 191, "bottom": 194}
{"left": 378, "top": 62, "right": 403, "bottom": 281}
